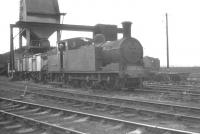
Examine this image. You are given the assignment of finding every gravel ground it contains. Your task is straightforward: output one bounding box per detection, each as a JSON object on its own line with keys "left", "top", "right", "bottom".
{"left": 0, "top": 84, "right": 199, "bottom": 132}
{"left": 0, "top": 76, "right": 200, "bottom": 108}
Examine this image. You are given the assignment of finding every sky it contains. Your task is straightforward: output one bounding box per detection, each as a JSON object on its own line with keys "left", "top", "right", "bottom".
{"left": 0, "top": 0, "right": 200, "bottom": 67}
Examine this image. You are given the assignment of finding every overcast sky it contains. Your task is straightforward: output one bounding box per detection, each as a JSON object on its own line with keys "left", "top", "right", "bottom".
{"left": 1, "top": 0, "right": 200, "bottom": 67}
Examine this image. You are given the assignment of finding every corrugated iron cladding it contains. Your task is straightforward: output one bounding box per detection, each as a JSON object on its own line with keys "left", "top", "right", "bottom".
{"left": 15, "top": 53, "right": 48, "bottom": 72}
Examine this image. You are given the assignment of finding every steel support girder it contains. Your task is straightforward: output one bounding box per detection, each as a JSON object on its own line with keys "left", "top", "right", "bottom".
{"left": 13, "top": 21, "right": 123, "bottom": 33}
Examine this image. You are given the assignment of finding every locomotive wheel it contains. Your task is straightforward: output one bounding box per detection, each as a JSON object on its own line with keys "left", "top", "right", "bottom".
{"left": 68, "top": 80, "right": 76, "bottom": 88}
{"left": 114, "top": 79, "right": 125, "bottom": 90}
{"left": 80, "top": 81, "right": 93, "bottom": 89}
{"left": 65, "top": 81, "right": 72, "bottom": 88}
{"left": 80, "top": 81, "right": 87, "bottom": 89}
{"left": 86, "top": 81, "right": 94, "bottom": 89}
{"left": 102, "top": 81, "right": 115, "bottom": 90}
{"left": 72, "top": 80, "right": 81, "bottom": 88}
{"left": 92, "top": 81, "right": 102, "bottom": 89}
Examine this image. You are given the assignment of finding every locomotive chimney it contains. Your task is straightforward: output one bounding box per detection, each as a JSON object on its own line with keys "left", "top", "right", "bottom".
{"left": 122, "top": 21, "right": 132, "bottom": 38}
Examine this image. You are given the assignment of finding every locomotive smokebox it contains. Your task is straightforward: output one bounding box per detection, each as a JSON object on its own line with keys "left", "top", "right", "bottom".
{"left": 122, "top": 21, "right": 132, "bottom": 38}
{"left": 101, "top": 38, "right": 143, "bottom": 65}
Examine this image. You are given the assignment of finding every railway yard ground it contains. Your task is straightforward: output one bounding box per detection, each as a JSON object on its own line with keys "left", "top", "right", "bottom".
{"left": 0, "top": 76, "right": 200, "bottom": 134}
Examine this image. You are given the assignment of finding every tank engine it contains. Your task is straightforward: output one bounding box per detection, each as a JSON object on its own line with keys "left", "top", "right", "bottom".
{"left": 47, "top": 22, "right": 145, "bottom": 89}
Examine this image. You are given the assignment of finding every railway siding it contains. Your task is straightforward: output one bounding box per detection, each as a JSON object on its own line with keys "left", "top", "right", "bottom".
{"left": 0, "top": 97, "right": 198, "bottom": 134}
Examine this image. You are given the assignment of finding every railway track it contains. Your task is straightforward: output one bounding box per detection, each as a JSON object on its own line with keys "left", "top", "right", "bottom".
{"left": 1, "top": 80, "right": 200, "bottom": 103}
{"left": 144, "top": 82, "right": 200, "bottom": 94}
{"left": 0, "top": 110, "right": 85, "bottom": 134}
{"left": 0, "top": 97, "right": 198, "bottom": 134}
{"left": 1, "top": 80, "right": 200, "bottom": 105}
{"left": 135, "top": 88, "right": 200, "bottom": 102}
{"left": 145, "top": 82, "right": 200, "bottom": 89}
{"left": 0, "top": 84, "right": 200, "bottom": 133}
{"left": 133, "top": 82, "right": 200, "bottom": 101}
{"left": 1, "top": 76, "right": 200, "bottom": 98}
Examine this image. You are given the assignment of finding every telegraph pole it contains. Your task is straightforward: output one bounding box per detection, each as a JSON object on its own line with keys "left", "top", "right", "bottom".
{"left": 10, "top": 24, "right": 15, "bottom": 76}
{"left": 166, "top": 13, "right": 169, "bottom": 68}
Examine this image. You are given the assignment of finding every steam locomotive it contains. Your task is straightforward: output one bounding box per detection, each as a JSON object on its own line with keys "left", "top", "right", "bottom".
{"left": 10, "top": 22, "right": 146, "bottom": 90}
